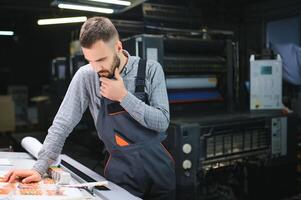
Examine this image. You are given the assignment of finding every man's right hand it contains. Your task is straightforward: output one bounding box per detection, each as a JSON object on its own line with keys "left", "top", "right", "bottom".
{"left": 3, "top": 169, "right": 42, "bottom": 183}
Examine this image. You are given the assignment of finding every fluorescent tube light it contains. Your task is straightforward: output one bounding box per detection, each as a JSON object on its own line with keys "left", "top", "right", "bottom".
{"left": 0, "top": 31, "right": 14, "bottom": 36}
{"left": 87, "top": 0, "right": 131, "bottom": 6}
{"left": 37, "top": 16, "right": 87, "bottom": 25}
{"left": 58, "top": 3, "right": 114, "bottom": 14}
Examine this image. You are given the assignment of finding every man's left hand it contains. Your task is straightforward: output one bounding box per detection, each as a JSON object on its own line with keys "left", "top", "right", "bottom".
{"left": 100, "top": 68, "right": 128, "bottom": 102}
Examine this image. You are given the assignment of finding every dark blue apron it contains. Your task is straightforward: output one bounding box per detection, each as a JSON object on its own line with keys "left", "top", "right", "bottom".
{"left": 96, "top": 59, "right": 175, "bottom": 199}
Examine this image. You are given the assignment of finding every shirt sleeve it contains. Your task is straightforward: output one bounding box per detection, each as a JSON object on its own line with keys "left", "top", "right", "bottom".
{"left": 120, "top": 60, "right": 170, "bottom": 133}
{"left": 32, "top": 68, "right": 90, "bottom": 175}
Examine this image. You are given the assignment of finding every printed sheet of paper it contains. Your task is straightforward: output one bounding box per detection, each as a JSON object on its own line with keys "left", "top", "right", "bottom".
{"left": 0, "top": 159, "right": 11, "bottom": 166}
{"left": 0, "top": 170, "right": 83, "bottom": 200}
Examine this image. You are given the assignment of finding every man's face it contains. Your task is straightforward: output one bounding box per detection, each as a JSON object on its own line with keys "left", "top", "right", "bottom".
{"left": 82, "top": 40, "right": 120, "bottom": 78}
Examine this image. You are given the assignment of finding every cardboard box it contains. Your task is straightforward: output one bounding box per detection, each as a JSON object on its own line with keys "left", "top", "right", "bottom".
{"left": 8, "top": 85, "right": 28, "bottom": 126}
{"left": 0, "top": 95, "right": 15, "bottom": 132}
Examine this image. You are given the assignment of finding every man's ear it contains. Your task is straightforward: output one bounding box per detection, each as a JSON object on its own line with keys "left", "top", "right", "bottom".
{"left": 116, "top": 40, "right": 122, "bottom": 53}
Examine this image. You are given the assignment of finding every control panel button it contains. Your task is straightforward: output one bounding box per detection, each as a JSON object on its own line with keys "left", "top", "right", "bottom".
{"left": 182, "top": 160, "right": 192, "bottom": 169}
{"left": 182, "top": 144, "right": 192, "bottom": 154}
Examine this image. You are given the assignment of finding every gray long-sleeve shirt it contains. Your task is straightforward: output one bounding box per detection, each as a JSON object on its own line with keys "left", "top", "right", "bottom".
{"left": 32, "top": 51, "right": 170, "bottom": 175}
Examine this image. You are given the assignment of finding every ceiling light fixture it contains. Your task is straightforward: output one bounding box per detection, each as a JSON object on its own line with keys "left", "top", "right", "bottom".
{"left": 0, "top": 31, "right": 14, "bottom": 36}
{"left": 58, "top": 3, "right": 114, "bottom": 14}
{"left": 37, "top": 16, "right": 87, "bottom": 25}
{"left": 87, "top": 0, "right": 131, "bottom": 6}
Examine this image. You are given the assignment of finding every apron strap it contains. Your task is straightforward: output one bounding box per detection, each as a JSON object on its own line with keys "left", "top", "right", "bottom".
{"left": 135, "top": 59, "right": 149, "bottom": 104}
{"left": 135, "top": 59, "right": 146, "bottom": 93}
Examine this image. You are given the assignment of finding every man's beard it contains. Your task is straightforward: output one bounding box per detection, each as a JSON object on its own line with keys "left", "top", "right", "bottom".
{"left": 98, "top": 53, "right": 120, "bottom": 78}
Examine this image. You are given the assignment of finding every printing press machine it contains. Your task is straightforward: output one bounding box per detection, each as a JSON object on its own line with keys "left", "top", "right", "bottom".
{"left": 0, "top": 152, "right": 141, "bottom": 200}
{"left": 123, "top": 33, "right": 299, "bottom": 200}
{"left": 122, "top": 33, "right": 237, "bottom": 116}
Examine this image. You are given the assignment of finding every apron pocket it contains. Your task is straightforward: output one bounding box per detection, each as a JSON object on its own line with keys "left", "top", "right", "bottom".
{"left": 114, "top": 129, "right": 134, "bottom": 147}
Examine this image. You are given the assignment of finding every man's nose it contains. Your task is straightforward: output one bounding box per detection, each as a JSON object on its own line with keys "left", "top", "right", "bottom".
{"left": 91, "top": 62, "right": 102, "bottom": 71}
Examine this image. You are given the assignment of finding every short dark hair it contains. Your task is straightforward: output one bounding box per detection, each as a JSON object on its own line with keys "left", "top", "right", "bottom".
{"left": 79, "top": 16, "right": 119, "bottom": 48}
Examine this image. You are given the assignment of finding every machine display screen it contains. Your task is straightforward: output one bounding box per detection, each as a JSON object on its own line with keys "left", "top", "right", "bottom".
{"left": 261, "top": 66, "right": 272, "bottom": 75}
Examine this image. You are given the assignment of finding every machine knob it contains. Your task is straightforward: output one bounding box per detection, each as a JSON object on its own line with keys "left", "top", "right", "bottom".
{"left": 182, "top": 144, "right": 192, "bottom": 154}
{"left": 182, "top": 160, "right": 192, "bottom": 169}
